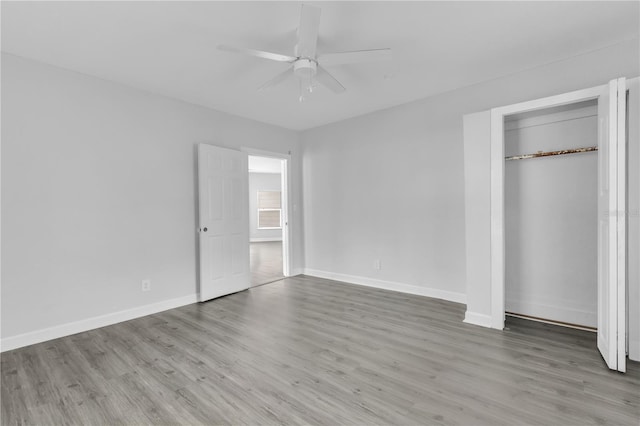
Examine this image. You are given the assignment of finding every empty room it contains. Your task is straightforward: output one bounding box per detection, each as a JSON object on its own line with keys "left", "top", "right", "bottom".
{"left": 1, "top": 1, "right": 639, "bottom": 425}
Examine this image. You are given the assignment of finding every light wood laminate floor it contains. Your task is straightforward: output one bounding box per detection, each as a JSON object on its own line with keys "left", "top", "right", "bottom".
{"left": 250, "top": 241, "right": 283, "bottom": 286}
{"left": 2, "top": 275, "right": 639, "bottom": 425}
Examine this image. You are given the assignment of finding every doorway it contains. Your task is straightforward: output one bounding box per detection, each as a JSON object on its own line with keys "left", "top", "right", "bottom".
{"left": 504, "top": 100, "right": 598, "bottom": 330}
{"left": 247, "top": 154, "right": 289, "bottom": 286}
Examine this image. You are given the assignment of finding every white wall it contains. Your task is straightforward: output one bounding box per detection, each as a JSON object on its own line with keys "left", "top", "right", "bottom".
{"left": 249, "top": 172, "right": 282, "bottom": 242}
{"left": 301, "top": 95, "right": 468, "bottom": 302}
{"left": 504, "top": 104, "right": 598, "bottom": 327}
{"left": 1, "top": 54, "right": 303, "bottom": 349}
{"left": 301, "top": 38, "right": 639, "bottom": 306}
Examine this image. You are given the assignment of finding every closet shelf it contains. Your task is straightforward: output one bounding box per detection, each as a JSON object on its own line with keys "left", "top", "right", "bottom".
{"left": 505, "top": 146, "right": 597, "bottom": 161}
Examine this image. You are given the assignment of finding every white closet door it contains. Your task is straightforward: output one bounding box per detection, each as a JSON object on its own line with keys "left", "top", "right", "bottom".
{"left": 597, "top": 78, "right": 626, "bottom": 372}
{"left": 198, "top": 144, "right": 250, "bottom": 302}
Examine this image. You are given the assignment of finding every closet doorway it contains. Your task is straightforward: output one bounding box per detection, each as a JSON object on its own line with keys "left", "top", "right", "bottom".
{"left": 504, "top": 99, "right": 598, "bottom": 330}
{"left": 490, "top": 78, "right": 627, "bottom": 372}
{"left": 246, "top": 152, "right": 290, "bottom": 286}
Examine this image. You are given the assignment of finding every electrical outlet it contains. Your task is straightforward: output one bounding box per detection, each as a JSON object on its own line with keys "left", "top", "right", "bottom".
{"left": 373, "top": 259, "right": 381, "bottom": 270}
{"left": 141, "top": 279, "right": 151, "bottom": 292}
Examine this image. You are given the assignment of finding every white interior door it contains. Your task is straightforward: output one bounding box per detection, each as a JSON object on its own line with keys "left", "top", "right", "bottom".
{"left": 597, "top": 78, "right": 627, "bottom": 372}
{"left": 198, "top": 144, "right": 250, "bottom": 302}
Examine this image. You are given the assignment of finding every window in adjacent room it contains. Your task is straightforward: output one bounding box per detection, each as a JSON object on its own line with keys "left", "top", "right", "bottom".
{"left": 257, "top": 191, "right": 282, "bottom": 229}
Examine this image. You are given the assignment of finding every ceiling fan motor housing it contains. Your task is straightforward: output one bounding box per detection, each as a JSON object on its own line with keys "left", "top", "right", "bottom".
{"left": 294, "top": 58, "right": 317, "bottom": 79}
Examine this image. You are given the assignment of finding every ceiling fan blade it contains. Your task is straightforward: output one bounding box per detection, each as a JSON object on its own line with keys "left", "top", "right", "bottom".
{"left": 318, "top": 48, "right": 392, "bottom": 66}
{"left": 218, "top": 45, "right": 296, "bottom": 62}
{"left": 258, "top": 67, "right": 293, "bottom": 91}
{"left": 296, "top": 5, "right": 321, "bottom": 58}
{"left": 314, "top": 66, "right": 346, "bottom": 94}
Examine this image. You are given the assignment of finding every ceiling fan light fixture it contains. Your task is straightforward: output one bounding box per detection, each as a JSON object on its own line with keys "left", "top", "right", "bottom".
{"left": 293, "top": 58, "right": 317, "bottom": 79}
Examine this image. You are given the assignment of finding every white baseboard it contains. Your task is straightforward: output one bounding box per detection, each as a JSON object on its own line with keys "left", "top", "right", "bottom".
{"left": 463, "top": 311, "right": 493, "bottom": 328}
{"left": 1, "top": 294, "right": 198, "bottom": 352}
{"left": 302, "top": 268, "right": 466, "bottom": 304}
{"left": 250, "top": 237, "right": 282, "bottom": 242}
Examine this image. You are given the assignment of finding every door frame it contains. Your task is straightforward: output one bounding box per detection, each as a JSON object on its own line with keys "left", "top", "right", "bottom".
{"left": 242, "top": 147, "right": 292, "bottom": 277}
{"left": 489, "top": 84, "right": 608, "bottom": 330}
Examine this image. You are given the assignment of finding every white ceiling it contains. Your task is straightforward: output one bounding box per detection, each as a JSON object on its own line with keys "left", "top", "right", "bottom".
{"left": 248, "top": 155, "right": 282, "bottom": 174}
{"left": 2, "top": 1, "right": 638, "bottom": 131}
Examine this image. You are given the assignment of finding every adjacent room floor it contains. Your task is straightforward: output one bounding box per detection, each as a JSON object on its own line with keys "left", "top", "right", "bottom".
{"left": 1, "top": 276, "right": 638, "bottom": 425}
{"left": 250, "top": 241, "right": 283, "bottom": 286}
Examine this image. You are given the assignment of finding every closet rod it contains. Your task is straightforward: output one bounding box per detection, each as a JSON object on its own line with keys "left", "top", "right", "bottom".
{"left": 505, "top": 146, "right": 597, "bottom": 161}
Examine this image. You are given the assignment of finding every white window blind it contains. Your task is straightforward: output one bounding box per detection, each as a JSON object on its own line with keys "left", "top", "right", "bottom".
{"left": 257, "top": 191, "right": 282, "bottom": 229}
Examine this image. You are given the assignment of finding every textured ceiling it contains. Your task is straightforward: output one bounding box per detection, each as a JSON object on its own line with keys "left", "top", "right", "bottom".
{"left": 2, "top": 1, "right": 639, "bottom": 130}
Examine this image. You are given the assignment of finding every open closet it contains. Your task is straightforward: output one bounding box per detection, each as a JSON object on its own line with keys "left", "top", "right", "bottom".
{"left": 462, "top": 77, "right": 639, "bottom": 373}
{"left": 504, "top": 100, "right": 598, "bottom": 329}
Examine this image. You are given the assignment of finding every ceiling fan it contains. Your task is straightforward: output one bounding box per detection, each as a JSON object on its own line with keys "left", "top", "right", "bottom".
{"left": 218, "top": 4, "right": 392, "bottom": 101}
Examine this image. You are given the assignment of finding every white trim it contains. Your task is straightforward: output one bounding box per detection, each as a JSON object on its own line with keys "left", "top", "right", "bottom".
{"left": 0, "top": 294, "right": 198, "bottom": 352}
{"left": 492, "top": 86, "right": 604, "bottom": 117}
{"left": 241, "top": 147, "right": 290, "bottom": 160}
{"left": 504, "top": 103, "right": 597, "bottom": 131}
{"left": 463, "top": 311, "right": 492, "bottom": 328}
{"left": 303, "top": 268, "right": 466, "bottom": 304}
{"left": 490, "top": 84, "right": 605, "bottom": 330}
{"left": 250, "top": 237, "right": 283, "bottom": 242}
